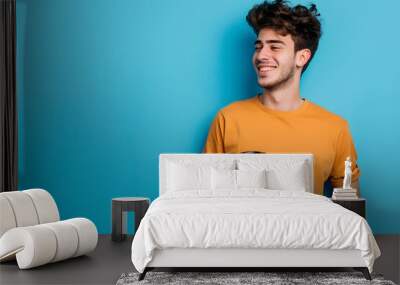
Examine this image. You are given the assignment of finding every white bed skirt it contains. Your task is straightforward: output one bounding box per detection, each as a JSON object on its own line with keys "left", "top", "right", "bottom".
{"left": 147, "top": 248, "right": 366, "bottom": 268}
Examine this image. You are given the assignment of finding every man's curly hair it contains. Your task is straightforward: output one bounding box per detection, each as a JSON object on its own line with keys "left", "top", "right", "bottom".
{"left": 246, "top": 0, "right": 322, "bottom": 74}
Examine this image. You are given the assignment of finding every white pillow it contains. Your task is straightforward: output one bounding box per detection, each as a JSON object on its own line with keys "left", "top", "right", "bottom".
{"left": 166, "top": 159, "right": 236, "bottom": 192}
{"left": 237, "top": 169, "right": 267, "bottom": 188}
{"left": 238, "top": 159, "right": 309, "bottom": 191}
{"left": 211, "top": 168, "right": 267, "bottom": 190}
{"left": 211, "top": 168, "right": 236, "bottom": 190}
{"left": 167, "top": 162, "right": 211, "bottom": 191}
{"left": 265, "top": 162, "right": 307, "bottom": 191}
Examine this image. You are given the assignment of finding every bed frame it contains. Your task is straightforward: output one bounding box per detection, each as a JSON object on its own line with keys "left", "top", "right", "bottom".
{"left": 138, "top": 154, "right": 372, "bottom": 281}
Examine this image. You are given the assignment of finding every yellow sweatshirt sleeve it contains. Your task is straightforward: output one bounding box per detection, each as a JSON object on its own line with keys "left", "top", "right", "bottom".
{"left": 330, "top": 120, "right": 361, "bottom": 188}
{"left": 203, "top": 111, "right": 225, "bottom": 153}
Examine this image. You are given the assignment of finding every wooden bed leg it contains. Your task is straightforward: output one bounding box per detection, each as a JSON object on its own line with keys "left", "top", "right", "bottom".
{"left": 138, "top": 268, "right": 148, "bottom": 281}
{"left": 361, "top": 267, "right": 372, "bottom": 280}
{"left": 354, "top": 267, "right": 372, "bottom": 280}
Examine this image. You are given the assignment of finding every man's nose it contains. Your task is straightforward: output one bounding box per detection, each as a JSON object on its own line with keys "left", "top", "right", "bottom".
{"left": 255, "top": 47, "right": 272, "bottom": 62}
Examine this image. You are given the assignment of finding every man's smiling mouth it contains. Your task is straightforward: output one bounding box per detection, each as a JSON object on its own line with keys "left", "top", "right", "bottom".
{"left": 257, "top": 65, "right": 277, "bottom": 76}
{"left": 257, "top": 64, "right": 277, "bottom": 73}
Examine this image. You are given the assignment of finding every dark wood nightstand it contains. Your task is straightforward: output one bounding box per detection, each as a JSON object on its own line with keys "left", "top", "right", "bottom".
{"left": 111, "top": 197, "right": 150, "bottom": 242}
{"left": 331, "top": 198, "right": 366, "bottom": 218}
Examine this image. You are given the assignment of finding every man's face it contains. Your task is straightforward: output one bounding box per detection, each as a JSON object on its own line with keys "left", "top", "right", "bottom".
{"left": 252, "top": 28, "right": 298, "bottom": 90}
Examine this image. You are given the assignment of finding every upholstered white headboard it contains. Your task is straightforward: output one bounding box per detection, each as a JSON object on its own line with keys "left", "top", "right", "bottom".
{"left": 159, "top": 153, "right": 314, "bottom": 195}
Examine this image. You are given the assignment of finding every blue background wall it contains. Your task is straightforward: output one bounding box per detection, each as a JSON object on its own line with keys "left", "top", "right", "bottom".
{"left": 16, "top": 0, "right": 400, "bottom": 234}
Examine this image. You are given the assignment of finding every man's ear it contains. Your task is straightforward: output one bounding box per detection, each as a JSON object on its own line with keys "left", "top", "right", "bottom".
{"left": 296, "top": 49, "right": 312, "bottom": 69}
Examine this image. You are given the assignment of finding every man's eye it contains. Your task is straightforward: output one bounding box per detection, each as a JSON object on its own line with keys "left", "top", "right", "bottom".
{"left": 271, "top": 46, "right": 280, "bottom": 50}
{"left": 255, "top": 46, "right": 261, "bottom": 50}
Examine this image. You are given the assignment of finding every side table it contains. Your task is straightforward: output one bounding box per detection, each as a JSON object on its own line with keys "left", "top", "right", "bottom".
{"left": 331, "top": 198, "right": 366, "bottom": 218}
{"left": 112, "top": 197, "right": 150, "bottom": 242}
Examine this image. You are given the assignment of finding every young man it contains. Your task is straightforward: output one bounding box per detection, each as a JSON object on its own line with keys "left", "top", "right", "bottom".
{"left": 203, "top": 0, "right": 360, "bottom": 196}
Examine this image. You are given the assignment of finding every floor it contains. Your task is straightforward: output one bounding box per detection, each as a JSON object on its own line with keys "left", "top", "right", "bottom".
{"left": 0, "top": 235, "right": 399, "bottom": 285}
{"left": 0, "top": 235, "right": 134, "bottom": 285}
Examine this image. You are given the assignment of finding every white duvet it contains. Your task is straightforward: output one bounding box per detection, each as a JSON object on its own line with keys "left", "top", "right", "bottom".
{"left": 131, "top": 189, "right": 380, "bottom": 273}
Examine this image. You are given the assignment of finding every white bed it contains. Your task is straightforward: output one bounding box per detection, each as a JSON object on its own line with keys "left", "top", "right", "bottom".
{"left": 131, "top": 154, "right": 380, "bottom": 280}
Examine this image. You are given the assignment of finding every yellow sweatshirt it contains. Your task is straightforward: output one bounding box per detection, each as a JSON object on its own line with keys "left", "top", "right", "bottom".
{"left": 203, "top": 95, "right": 360, "bottom": 195}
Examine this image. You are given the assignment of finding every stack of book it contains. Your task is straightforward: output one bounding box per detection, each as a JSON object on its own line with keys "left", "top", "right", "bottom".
{"left": 332, "top": 188, "right": 358, "bottom": 200}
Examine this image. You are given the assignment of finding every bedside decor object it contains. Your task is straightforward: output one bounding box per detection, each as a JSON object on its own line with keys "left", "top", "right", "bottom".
{"left": 0, "top": 189, "right": 98, "bottom": 269}
{"left": 343, "top": 156, "right": 353, "bottom": 189}
{"left": 332, "top": 157, "right": 358, "bottom": 200}
{"left": 112, "top": 197, "right": 149, "bottom": 242}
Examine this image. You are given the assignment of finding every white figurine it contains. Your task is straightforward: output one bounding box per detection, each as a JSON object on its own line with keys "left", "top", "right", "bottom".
{"left": 342, "top": 156, "right": 352, "bottom": 189}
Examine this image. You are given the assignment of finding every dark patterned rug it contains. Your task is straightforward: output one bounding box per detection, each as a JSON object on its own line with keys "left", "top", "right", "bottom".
{"left": 116, "top": 271, "right": 396, "bottom": 285}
